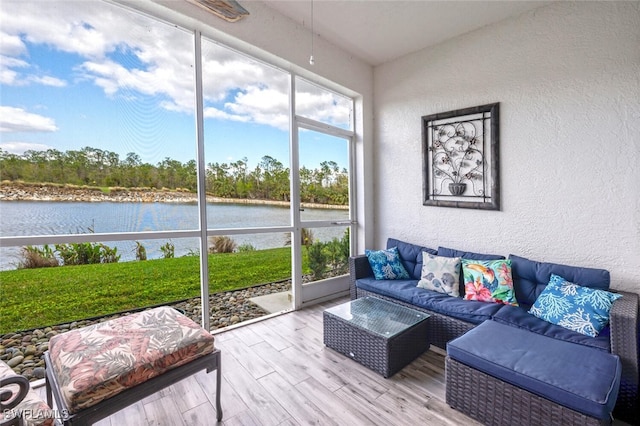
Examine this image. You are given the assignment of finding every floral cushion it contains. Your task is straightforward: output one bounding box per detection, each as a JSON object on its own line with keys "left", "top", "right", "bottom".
{"left": 462, "top": 259, "right": 518, "bottom": 306}
{"left": 417, "top": 253, "right": 461, "bottom": 296}
{"left": 529, "top": 274, "right": 622, "bottom": 337}
{"left": 48, "top": 306, "right": 214, "bottom": 413}
{"left": 0, "top": 361, "right": 54, "bottom": 426}
{"left": 365, "top": 247, "right": 411, "bottom": 280}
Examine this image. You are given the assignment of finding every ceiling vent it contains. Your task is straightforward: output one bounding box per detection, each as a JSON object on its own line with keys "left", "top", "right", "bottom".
{"left": 186, "top": 0, "right": 249, "bottom": 22}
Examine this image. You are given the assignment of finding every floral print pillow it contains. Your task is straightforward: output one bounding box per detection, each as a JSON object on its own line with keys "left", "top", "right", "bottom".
{"left": 462, "top": 259, "right": 518, "bottom": 306}
{"left": 365, "top": 247, "right": 411, "bottom": 280}
{"left": 529, "top": 274, "right": 621, "bottom": 337}
{"left": 417, "top": 253, "right": 461, "bottom": 296}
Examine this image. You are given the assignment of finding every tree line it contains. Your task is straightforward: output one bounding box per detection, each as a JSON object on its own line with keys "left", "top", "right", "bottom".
{"left": 0, "top": 147, "right": 348, "bottom": 205}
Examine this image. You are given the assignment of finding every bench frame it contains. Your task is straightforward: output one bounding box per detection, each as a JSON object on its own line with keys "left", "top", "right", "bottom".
{"left": 44, "top": 349, "right": 222, "bottom": 426}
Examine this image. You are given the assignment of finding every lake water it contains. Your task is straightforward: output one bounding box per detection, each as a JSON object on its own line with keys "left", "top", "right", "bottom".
{"left": 0, "top": 201, "right": 349, "bottom": 270}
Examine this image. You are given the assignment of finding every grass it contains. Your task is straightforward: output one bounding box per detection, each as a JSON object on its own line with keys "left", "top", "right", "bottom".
{"left": 0, "top": 247, "right": 301, "bottom": 334}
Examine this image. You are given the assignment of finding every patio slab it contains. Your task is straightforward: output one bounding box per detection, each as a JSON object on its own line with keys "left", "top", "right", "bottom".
{"left": 249, "top": 291, "right": 292, "bottom": 314}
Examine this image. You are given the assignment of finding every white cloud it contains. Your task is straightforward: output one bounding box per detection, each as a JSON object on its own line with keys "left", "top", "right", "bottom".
{"left": 0, "top": 33, "right": 26, "bottom": 56}
{"left": 0, "top": 141, "right": 53, "bottom": 155}
{"left": 226, "top": 86, "right": 289, "bottom": 130}
{"left": 0, "top": 55, "right": 28, "bottom": 85}
{"left": 295, "top": 81, "right": 352, "bottom": 127}
{"left": 29, "top": 75, "right": 66, "bottom": 87}
{"left": 0, "top": 106, "right": 58, "bottom": 132}
{"left": 0, "top": 22, "right": 67, "bottom": 87}
{"left": 203, "top": 106, "right": 250, "bottom": 123}
{"left": 0, "top": 0, "right": 350, "bottom": 132}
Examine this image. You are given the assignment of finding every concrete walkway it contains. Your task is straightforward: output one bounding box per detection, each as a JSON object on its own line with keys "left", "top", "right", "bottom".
{"left": 249, "top": 291, "right": 292, "bottom": 314}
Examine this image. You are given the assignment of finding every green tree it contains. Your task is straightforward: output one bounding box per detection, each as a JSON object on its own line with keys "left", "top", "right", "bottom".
{"left": 0, "top": 148, "right": 348, "bottom": 205}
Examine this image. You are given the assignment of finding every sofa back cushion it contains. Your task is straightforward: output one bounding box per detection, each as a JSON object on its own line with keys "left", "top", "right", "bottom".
{"left": 438, "top": 246, "right": 505, "bottom": 296}
{"left": 509, "top": 254, "right": 611, "bottom": 308}
{"left": 438, "top": 246, "right": 505, "bottom": 261}
{"left": 387, "top": 238, "right": 437, "bottom": 280}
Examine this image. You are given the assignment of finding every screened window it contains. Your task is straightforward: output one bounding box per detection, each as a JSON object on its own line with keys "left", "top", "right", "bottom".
{"left": 0, "top": 0, "right": 356, "bottom": 334}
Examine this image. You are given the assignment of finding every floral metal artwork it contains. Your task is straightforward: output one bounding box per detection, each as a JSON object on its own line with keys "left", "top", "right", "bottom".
{"left": 422, "top": 103, "right": 500, "bottom": 210}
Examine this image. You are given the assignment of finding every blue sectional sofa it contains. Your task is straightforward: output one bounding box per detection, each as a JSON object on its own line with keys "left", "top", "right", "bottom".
{"left": 349, "top": 238, "right": 639, "bottom": 423}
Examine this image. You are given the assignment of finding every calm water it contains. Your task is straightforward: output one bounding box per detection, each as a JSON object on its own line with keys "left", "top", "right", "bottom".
{"left": 0, "top": 201, "right": 349, "bottom": 270}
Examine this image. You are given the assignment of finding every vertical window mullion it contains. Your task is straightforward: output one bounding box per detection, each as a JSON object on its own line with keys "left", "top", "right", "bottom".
{"left": 193, "top": 30, "right": 210, "bottom": 330}
{"left": 290, "top": 74, "right": 303, "bottom": 310}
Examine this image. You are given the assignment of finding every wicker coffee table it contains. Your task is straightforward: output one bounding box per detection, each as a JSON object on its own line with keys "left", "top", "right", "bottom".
{"left": 323, "top": 297, "right": 431, "bottom": 377}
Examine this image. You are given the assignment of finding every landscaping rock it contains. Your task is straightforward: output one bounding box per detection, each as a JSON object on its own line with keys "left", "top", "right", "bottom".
{"left": 7, "top": 356, "right": 24, "bottom": 368}
{"left": 33, "top": 367, "right": 46, "bottom": 379}
{"left": 0, "top": 280, "right": 291, "bottom": 381}
{"left": 24, "top": 345, "right": 37, "bottom": 356}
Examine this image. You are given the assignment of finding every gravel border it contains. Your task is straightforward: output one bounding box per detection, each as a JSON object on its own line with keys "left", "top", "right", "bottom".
{"left": 0, "top": 281, "right": 291, "bottom": 382}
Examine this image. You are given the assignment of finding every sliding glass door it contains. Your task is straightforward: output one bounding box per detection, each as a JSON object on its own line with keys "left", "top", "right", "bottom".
{"left": 291, "top": 117, "right": 355, "bottom": 304}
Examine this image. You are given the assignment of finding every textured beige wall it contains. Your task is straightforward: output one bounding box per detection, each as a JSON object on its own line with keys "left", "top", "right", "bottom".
{"left": 373, "top": 1, "right": 640, "bottom": 293}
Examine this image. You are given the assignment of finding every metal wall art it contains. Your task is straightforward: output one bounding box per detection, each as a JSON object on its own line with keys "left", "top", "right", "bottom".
{"left": 422, "top": 103, "right": 500, "bottom": 210}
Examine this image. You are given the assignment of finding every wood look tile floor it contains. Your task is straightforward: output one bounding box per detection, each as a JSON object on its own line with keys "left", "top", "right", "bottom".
{"left": 36, "top": 297, "right": 476, "bottom": 425}
{"left": 35, "top": 297, "right": 629, "bottom": 426}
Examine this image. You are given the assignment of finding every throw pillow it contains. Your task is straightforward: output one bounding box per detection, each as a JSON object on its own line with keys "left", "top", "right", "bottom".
{"left": 529, "top": 274, "right": 622, "bottom": 337}
{"left": 462, "top": 259, "right": 518, "bottom": 306}
{"left": 417, "top": 253, "right": 462, "bottom": 297}
{"left": 365, "top": 247, "right": 411, "bottom": 280}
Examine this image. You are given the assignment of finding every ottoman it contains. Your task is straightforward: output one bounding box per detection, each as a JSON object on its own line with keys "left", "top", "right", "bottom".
{"left": 44, "top": 306, "right": 222, "bottom": 425}
{"left": 446, "top": 320, "right": 621, "bottom": 426}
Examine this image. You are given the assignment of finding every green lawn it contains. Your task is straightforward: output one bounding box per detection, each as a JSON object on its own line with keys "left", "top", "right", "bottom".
{"left": 0, "top": 248, "right": 300, "bottom": 334}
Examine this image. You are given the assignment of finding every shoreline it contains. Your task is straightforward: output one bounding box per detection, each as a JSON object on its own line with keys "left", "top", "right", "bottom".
{"left": 0, "top": 183, "right": 347, "bottom": 210}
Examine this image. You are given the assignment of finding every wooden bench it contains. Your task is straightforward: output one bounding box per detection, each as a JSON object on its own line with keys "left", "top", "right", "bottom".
{"left": 44, "top": 306, "right": 222, "bottom": 425}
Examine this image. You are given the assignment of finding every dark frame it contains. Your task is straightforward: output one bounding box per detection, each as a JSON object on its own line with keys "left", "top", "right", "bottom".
{"left": 422, "top": 103, "right": 500, "bottom": 210}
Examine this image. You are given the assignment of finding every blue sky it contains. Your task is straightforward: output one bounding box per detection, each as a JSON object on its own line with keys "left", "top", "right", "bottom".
{"left": 0, "top": 0, "right": 352, "bottom": 171}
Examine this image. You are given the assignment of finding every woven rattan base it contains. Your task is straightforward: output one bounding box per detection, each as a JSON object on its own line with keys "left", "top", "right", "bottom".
{"left": 445, "top": 357, "right": 610, "bottom": 426}
{"left": 323, "top": 302, "right": 430, "bottom": 378}
{"left": 355, "top": 288, "right": 474, "bottom": 349}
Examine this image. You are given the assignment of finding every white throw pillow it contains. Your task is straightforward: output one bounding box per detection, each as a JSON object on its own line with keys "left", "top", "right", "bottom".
{"left": 417, "top": 252, "right": 462, "bottom": 297}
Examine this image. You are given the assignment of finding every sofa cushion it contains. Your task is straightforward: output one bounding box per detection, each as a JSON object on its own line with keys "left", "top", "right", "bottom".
{"left": 412, "top": 290, "right": 503, "bottom": 324}
{"left": 387, "top": 238, "right": 437, "bottom": 280}
{"left": 529, "top": 274, "right": 621, "bottom": 337}
{"left": 438, "top": 246, "right": 505, "bottom": 261}
{"left": 492, "top": 304, "right": 611, "bottom": 352}
{"left": 462, "top": 259, "right": 518, "bottom": 306}
{"left": 509, "top": 254, "right": 611, "bottom": 309}
{"left": 355, "top": 277, "right": 422, "bottom": 303}
{"left": 365, "top": 247, "right": 411, "bottom": 280}
{"left": 417, "top": 253, "right": 461, "bottom": 297}
{"left": 447, "top": 320, "right": 621, "bottom": 420}
{"left": 48, "top": 306, "right": 214, "bottom": 413}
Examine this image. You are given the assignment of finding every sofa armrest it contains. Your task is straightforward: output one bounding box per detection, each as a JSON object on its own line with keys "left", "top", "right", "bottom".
{"left": 609, "top": 290, "right": 639, "bottom": 414}
{"left": 349, "top": 255, "right": 373, "bottom": 299}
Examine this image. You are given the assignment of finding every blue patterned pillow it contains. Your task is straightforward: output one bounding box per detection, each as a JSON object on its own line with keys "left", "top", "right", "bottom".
{"left": 417, "top": 253, "right": 461, "bottom": 296}
{"left": 365, "top": 247, "right": 411, "bottom": 280}
{"left": 529, "top": 274, "right": 621, "bottom": 337}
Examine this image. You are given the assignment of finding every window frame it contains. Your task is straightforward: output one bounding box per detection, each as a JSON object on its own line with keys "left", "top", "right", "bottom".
{"left": 0, "top": 1, "right": 358, "bottom": 330}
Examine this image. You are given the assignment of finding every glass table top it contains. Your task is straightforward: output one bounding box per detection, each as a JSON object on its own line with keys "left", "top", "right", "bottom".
{"left": 324, "top": 297, "right": 430, "bottom": 338}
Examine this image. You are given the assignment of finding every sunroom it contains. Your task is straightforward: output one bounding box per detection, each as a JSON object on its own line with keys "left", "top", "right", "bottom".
{"left": 0, "top": 0, "right": 638, "bottom": 425}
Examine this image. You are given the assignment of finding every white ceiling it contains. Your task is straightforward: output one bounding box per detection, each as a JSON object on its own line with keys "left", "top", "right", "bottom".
{"left": 260, "top": 0, "right": 551, "bottom": 66}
